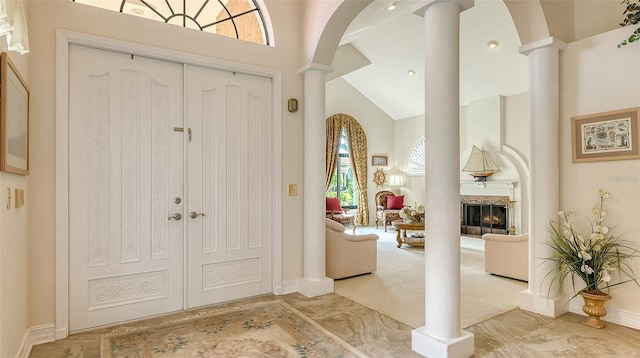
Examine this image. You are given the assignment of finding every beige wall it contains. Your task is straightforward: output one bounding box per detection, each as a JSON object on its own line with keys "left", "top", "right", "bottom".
{"left": 562, "top": 25, "right": 640, "bottom": 315}
{"left": 0, "top": 51, "right": 30, "bottom": 358}
{"left": 4, "top": 1, "right": 640, "bottom": 354}
{"left": 504, "top": 92, "right": 530, "bottom": 163}
{"left": 26, "top": 0, "right": 306, "bottom": 331}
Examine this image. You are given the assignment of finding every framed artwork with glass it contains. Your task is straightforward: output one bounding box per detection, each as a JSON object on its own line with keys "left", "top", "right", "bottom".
{"left": 0, "top": 53, "right": 30, "bottom": 175}
{"left": 571, "top": 107, "right": 639, "bottom": 163}
{"left": 372, "top": 155, "right": 388, "bottom": 166}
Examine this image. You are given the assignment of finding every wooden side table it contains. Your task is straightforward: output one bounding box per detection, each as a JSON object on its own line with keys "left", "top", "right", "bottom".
{"left": 392, "top": 220, "right": 425, "bottom": 248}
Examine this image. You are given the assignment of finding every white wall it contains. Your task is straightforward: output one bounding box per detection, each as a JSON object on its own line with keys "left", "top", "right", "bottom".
{"left": 504, "top": 92, "right": 530, "bottom": 162}
{"left": 25, "top": 0, "right": 306, "bottom": 334}
{"left": 562, "top": 25, "right": 640, "bottom": 320}
{"left": 0, "top": 52, "right": 29, "bottom": 358}
{"left": 326, "top": 78, "right": 395, "bottom": 223}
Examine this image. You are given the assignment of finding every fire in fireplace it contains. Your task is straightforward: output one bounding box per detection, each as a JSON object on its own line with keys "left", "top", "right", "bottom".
{"left": 460, "top": 196, "right": 509, "bottom": 235}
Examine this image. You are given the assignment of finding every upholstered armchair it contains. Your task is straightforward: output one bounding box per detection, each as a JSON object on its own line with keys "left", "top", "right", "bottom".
{"left": 326, "top": 197, "right": 356, "bottom": 233}
{"left": 325, "top": 218, "right": 379, "bottom": 279}
{"left": 375, "top": 191, "right": 404, "bottom": 232}
{"left": 481, "top": 233, "right": 529, "bottom": 282}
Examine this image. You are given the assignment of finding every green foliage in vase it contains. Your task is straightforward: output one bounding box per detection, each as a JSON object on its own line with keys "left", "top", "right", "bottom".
{"left": 544, "top": 190, "right": 640, "bottom": 297}
{"left": 618, "top": 0, "right": 640, "bottom": 48}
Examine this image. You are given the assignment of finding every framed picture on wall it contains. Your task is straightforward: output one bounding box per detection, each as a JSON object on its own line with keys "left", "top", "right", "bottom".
{"left": 0, "top": 52, "right": 30, "bottom": 175}
{"left": 372, "top": 155, "right": 388, "bottom": 166}
{"left": 571, "top": 107, "right": 640, "bottom": 163}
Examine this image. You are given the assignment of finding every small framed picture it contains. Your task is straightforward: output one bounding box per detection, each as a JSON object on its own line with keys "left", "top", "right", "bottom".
{"left": 571, "top": 107, "right": 640, "bottom": 163}
{"left": 372, "top": 155, "right": 388, "bottom": 166}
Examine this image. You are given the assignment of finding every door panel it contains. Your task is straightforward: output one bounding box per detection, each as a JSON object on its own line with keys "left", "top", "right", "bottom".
{"left": 68, "top": 45, "right": 274, "bottom": 330}
{"left": 68, "top": 46, "right": 185, "bottom": 331}
{"left": 186, "top": 65, "right": 272, "bottom": 308}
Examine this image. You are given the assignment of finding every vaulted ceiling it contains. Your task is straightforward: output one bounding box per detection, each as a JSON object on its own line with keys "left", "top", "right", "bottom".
{"left": 330, "top": 0, "right": 529, "bottom": 120}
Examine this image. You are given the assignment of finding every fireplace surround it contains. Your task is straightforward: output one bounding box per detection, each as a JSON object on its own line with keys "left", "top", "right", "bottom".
{"left": 460, "top": 195, "right": 510, "bottom": 235}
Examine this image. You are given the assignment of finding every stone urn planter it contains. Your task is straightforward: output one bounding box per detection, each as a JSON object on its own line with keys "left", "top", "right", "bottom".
{"left": 580, "top": 290, "right": 611, "bottom": 329}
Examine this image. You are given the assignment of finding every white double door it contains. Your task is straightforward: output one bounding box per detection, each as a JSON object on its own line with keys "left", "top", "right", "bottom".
{"left": 68, "top": 45, "right": 272, "bottom": 331}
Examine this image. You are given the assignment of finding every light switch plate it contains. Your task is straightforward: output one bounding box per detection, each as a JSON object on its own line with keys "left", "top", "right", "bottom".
{"left": 287, "top": 184, "right": 298, "bottom": 196}
{"left": 15, "top": 189, "right": 24, "bottom": 208}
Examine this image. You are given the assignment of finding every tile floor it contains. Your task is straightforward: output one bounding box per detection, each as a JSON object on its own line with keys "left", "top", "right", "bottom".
{"left": 30, "top": 292, "right": 640, "bottom": 357}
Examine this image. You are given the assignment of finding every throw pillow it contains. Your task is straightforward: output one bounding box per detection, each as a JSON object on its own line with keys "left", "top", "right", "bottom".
{"left": 326, "top": 197, "right": 343, "bottom": 213}
{"left": 387, "top": 195, "right": 404, "bottom": 209}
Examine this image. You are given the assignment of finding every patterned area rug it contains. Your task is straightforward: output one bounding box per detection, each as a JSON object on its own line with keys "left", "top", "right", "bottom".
{"left": 100, "top": 300, "right": 367, "bottom": 358}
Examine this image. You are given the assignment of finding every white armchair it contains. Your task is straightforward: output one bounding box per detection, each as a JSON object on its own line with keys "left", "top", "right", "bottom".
{"left": 482, "top": 233, "right": 529, "bottom": 282}
{"left": 325, "top": 218, "right": 379, "bottom": 279}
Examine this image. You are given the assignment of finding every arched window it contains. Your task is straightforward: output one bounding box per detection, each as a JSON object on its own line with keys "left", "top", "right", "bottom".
{"left": 326, "top": 114, "right": 371, "bottom": 225}
{"left": 73, "top": 0, "right": 271, "bottom": 46}
{"left": 326, "top": 129, "right": 357, "bottom": 208}
{"left": 406, "top": 137, "right": 425, "bottom": 176}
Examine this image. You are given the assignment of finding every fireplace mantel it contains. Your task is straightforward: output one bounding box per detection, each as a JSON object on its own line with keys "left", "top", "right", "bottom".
{"left": 460, "top": 181, "right": 516, "bottom": 199}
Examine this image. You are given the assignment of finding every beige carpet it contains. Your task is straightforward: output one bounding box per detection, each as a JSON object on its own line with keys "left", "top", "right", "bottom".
{"left": 101, "top": 300, "right": 368, "bottom": 357}
{"left": 334, "top": 227, "right": 527, "bottom": 329}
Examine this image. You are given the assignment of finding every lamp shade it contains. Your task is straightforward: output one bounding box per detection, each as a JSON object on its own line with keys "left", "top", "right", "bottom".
{"left": 389, "top": 174, "right": 404, "bottom": 187}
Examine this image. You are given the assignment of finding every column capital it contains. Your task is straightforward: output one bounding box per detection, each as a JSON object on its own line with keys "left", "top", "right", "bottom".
{"left": 412, "top": 0, "right": 474, "bottom": 17}
{"left": 297, "top": 62, "right": 333, "bottom": 75}
{"left": 519, "top": 36, "right": 567, "bottom": 56}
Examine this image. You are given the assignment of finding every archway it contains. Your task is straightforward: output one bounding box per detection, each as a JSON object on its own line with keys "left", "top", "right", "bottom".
{"left": 302, "top": 0, "right": 564, "bottom": 356}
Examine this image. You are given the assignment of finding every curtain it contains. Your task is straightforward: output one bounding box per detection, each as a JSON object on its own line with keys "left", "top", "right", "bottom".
{"left": 325, "top": 113, "right": 370, "bottom": 226}
{"left": 325, "top": 115, "right": 342, "bottom": 192}
{"left": 342, "top": 116, "right": 369, "bottom": 226}
{"left": 0, "top": 0, "right": 30, "bottom": 54}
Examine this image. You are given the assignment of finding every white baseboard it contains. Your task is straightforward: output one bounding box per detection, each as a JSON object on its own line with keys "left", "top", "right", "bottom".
{"left": 281, "top": 279, "right": 299, "bottom": 294}
{"left": 273, "top": 279, "right": 299, "bottom": 295}
{"left": 568, "top": 297, "right": 640, "bottom": 330}
{"left": 15, "top": 324, "right": 55, "bottom": 358}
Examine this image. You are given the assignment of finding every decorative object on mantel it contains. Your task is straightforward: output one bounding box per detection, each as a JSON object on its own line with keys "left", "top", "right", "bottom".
{"left": 544, "top": 190, "right": 640, "bottom": 329}
{"left": 373, "top": 168, "right": 387, "bottom": 186}
{"left": 617, "top": 0, "right": 640, "bottom": 48}
{"left": 461, "top": 146, "right": 500, "bottom": 182}
{"left": 399, "top": 203, "right": 425, "bottom": 224}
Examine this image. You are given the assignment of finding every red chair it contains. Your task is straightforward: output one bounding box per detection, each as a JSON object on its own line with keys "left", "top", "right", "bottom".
{"left": 325, "top": 197, "right": 356, "bottom": 233}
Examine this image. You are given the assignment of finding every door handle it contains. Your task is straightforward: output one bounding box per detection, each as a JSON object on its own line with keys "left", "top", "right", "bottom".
{"left": 189, "top": 211, "right": 205, "bottom": 219}
{"left": 168, "top": 213, "right": 182, "bottom": 221}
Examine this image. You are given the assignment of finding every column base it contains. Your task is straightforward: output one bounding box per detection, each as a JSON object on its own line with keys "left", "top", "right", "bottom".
{"left": 519, "top": 288, "right": 568, "bottom": 317}
{"left": 297, "top": 277, "right": 334, "bottom": 298}
{"left": 411, "top": 326, "right": 474, "bottom": 358}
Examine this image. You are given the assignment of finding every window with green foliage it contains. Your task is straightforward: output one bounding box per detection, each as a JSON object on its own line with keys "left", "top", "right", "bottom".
{"left": 326, "top": 130, "right": 358, "bottom": 208}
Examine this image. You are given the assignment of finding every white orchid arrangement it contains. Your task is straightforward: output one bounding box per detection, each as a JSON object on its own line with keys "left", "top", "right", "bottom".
{"left": 545, "top": 190, "right": 640, "bottom": 297}
{"left": 400, "top": 203, "right": 425, "bottom": 223}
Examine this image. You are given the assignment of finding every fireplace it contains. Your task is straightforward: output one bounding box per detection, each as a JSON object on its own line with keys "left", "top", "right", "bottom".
{"left": 460, "top": 195, "right": 509, "bottom": 235}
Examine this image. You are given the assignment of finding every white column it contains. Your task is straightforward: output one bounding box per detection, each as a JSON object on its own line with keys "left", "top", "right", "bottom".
{"left": 297, "top": 63, "right": 334, "bottom": 297}
{"left": 412, "top": 1, "right": 474, "bottom": 357}
{"left": 518, "top": 37, "right": 568, "bottom": 317}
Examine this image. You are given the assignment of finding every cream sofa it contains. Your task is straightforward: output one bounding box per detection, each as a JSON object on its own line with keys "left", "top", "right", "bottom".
{"left": 481, "top": 233, "right": 529, "bottom": 282}
{"left": 325, "top": 218, "right": 379, "bottom": 279}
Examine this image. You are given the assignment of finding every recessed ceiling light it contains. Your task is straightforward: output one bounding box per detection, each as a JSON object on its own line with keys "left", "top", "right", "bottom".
{"left": 387, "top": 2, "right": 397, "bottom": 10}
{"left": 407, "top": 70, "right": 416, "bottom": 76}
{"left": 131, "top": 8, "right": 145, "bottom": 15}
{"left": 487, "top": 40, "right": 500, "bottom": 49}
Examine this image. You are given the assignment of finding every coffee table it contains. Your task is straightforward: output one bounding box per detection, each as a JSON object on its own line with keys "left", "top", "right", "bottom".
{"left": 392, "top": 220, "right": 425, "bottom": 248}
